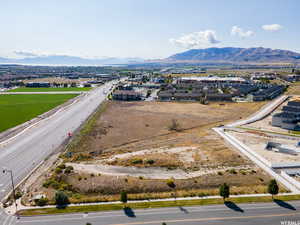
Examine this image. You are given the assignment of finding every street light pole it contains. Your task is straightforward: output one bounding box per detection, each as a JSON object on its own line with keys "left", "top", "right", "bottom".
{"left": 2, "top": 168, "right": 18, "bottom": 214}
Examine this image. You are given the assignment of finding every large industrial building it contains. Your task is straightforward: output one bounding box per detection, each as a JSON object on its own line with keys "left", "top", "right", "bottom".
{"left": 272, "top": 100, "right": 300, "bottom": 130}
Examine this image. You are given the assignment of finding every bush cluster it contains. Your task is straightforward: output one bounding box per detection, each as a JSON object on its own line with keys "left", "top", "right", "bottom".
{"left": 130, "top": 158, "right": 156, "bottom": 165}
{"left": 34, "top": 197, "right": 49, "bottom": 206}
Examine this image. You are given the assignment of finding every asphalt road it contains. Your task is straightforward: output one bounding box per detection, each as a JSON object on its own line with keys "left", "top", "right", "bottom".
{"left": 0, "top": 80, "right": 118, "bottom": 202}
{"left": 228, "top": 95, "right": 288, "bottom": 127}
{"left": 3, "top": 200, "right": 299, "bottom": 225}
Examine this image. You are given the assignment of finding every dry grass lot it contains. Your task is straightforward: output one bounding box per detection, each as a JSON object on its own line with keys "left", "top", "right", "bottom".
{"left": 68, "top": 101, "right": 266, "bottom": 156}
{"left": 287, "top": 82, "right": 300, "bottom": 95}
{"left": 22, "top": 100, "right": 278, "bottom": 205}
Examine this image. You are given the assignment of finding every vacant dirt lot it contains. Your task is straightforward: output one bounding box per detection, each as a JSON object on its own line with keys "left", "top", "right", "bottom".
{"left": 228, "top": 129, "right": 300, "bottom": 164}
{"left": 21, "top": 100, "right": 276, "bottom": 205}
{"left": 68, "top": 101, "right": 267, "bottom": 156}
{"left": 287, "top": 82, "right": 300, "bottom": 95}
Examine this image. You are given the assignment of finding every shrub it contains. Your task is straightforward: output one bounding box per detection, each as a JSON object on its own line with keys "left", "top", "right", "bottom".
{"left": 43, "top": 179, "right": 60, "bottom": 189}
{"left": 55, "top": 167, "right": 63, "bottom": 174}
{"left": 166, "top": 179, "right": 176, "bottom": 189}
{"left": 131, "top": 159, "right": 143, "bottom": 164}
{"left": 57, "top": 164, "right": 66, "bottom": 170}
{"left": 219, "top": 183, "right": 230, "bottom": 201}
{"left": 198, "top": 192, "right": 208, "bottom": 197}
{"left": 55, "top": 191, "right": 69, "bottom": 206}
{"left": 240, "top": 170, "right": 247, "bottom": 175}
{"left": 120, "top": 191, "right": 128, "bottom": 204}
{"left": 15, "top": 191, "right": 22, "bottom": 199}
{"left": 228, "top": 169, "right": 237, "bottom": 174}
{"left": 146, "top": 159, "right": 155, "bottom": 165}
{"left": 51, "top": 181, "right": 61, "bottom": 189}
{"left": 64, "top": 166, "right": 74, "bottom": 174}
{"left": 34, "top": 197, "right": 49, "bottom": 206}
{"left": 217, "top": 171, "right": 223, "bottom": 176}
{"left": 268, "top": 179, "right": 279, "bottom": 198}
{"left": 168, "top": 119, "right": 181, "bottom": 132}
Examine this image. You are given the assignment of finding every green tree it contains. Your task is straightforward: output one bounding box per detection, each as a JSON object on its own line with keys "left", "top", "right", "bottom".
{"left": 219, "top": 183, "right": 230, "bottom": 202}
{"left": 120, "top": 191, "right": 128, "bottom": 206}
{"left": 268, "top": 179, "right": 279, "bottom": 199}
{"left": 55, "top": 191, "right": 69, "bottom": 206}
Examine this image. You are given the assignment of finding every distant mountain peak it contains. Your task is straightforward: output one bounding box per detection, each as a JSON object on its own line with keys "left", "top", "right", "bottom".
{"left": 167, "top": 47, "right": 300, "bottom": 62}
{"left": 0, "top": 55, "right": 145, "bottom": 66}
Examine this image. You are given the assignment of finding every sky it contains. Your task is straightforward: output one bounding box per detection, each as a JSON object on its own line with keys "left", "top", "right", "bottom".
{"left": 1, "top": 0, "right": 300, "bottom": 59}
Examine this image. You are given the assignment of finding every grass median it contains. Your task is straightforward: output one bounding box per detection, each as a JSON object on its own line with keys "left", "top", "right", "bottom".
{"left": 18, "top": 194, "right": 300, "bottom": 216}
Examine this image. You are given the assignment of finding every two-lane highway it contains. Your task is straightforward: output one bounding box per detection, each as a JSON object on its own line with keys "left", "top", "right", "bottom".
{"left": 14, "top": 200, "right": 300, "bottom": 225}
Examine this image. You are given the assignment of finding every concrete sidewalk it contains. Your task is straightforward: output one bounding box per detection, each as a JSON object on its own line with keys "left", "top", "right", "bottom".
{"left": 4, "top": 192, "right": 297, "bottom": 215}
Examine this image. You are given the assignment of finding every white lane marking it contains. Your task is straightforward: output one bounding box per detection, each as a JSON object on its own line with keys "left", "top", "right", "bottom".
{"left": 7, "top": 216, "right": 15, "bottom": 225}
{"left": 2, "top": 216, "right": 11, "bottom": 225}
{"left": 0, "top": 83, "right": 116, "bottom": 148}
{"left": 0, "top": 93, "right": 84, "bottom": 147}
{"left": 18, "top": 204, "right": 299, "bottom": 223}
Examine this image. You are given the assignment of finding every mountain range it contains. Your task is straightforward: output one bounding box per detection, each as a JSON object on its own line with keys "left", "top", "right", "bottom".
{"left": 1, "top": 47, "right": 300, "bottom": 66}
{"left": 166, "top": 47, "right": 300, "bottom": 62}
{"left": 0, "top": 55, "right": 144, "bottom": 66}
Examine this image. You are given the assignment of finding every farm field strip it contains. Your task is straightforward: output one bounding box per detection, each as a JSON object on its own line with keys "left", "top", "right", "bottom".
{"left": 8, "top": 87, "right": 92, "bottom": 92}
{"left": 0, "top": 94, "right": 78, "bottom": 132}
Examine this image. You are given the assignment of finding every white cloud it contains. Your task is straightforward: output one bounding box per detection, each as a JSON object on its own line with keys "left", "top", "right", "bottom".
{"left": 262, "top": 24, "right": 283, "bottom": 31}
{"left": 231, "top": 26, "right": 254, "bottom": 38}
{"left": 169, "top": 30, "right": 220, "bottom": 49}
{"left": 14, "top": 51, "right": 39, "bottom": 57}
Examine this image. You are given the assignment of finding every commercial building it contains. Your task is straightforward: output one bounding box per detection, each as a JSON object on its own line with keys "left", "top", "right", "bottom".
{"left": 272, "top": 101, "right": 300, "bottom": 130}
{"left": 248, "top": 85, "right": 285, "bottom": 101}
{"left": 26, "top": 82, "right": 50, "bottom": 88}
{"left": 112, "top": 90, "right": 142, "bottom": 101}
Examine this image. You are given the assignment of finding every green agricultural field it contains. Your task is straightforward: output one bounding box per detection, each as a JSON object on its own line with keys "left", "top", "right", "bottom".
{"left": 8, "top": 87, "right": 92, "bottom": 92}
{"left": 0, "top": 94, "right": 78, "bottom": 132}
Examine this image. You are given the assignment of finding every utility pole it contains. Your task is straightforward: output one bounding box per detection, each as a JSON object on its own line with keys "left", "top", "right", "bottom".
{"left": 2, "top": 168, "right": 18, "bottom": 216}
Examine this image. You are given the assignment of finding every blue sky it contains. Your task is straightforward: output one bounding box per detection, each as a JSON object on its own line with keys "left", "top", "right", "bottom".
{"left": 1, "top": 0, "right": 299, "bottom": 59}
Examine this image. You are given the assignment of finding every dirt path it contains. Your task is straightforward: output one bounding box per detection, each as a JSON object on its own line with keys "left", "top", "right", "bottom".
{"left": 67, "top": 162, "right": 252, "bottom": 179}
